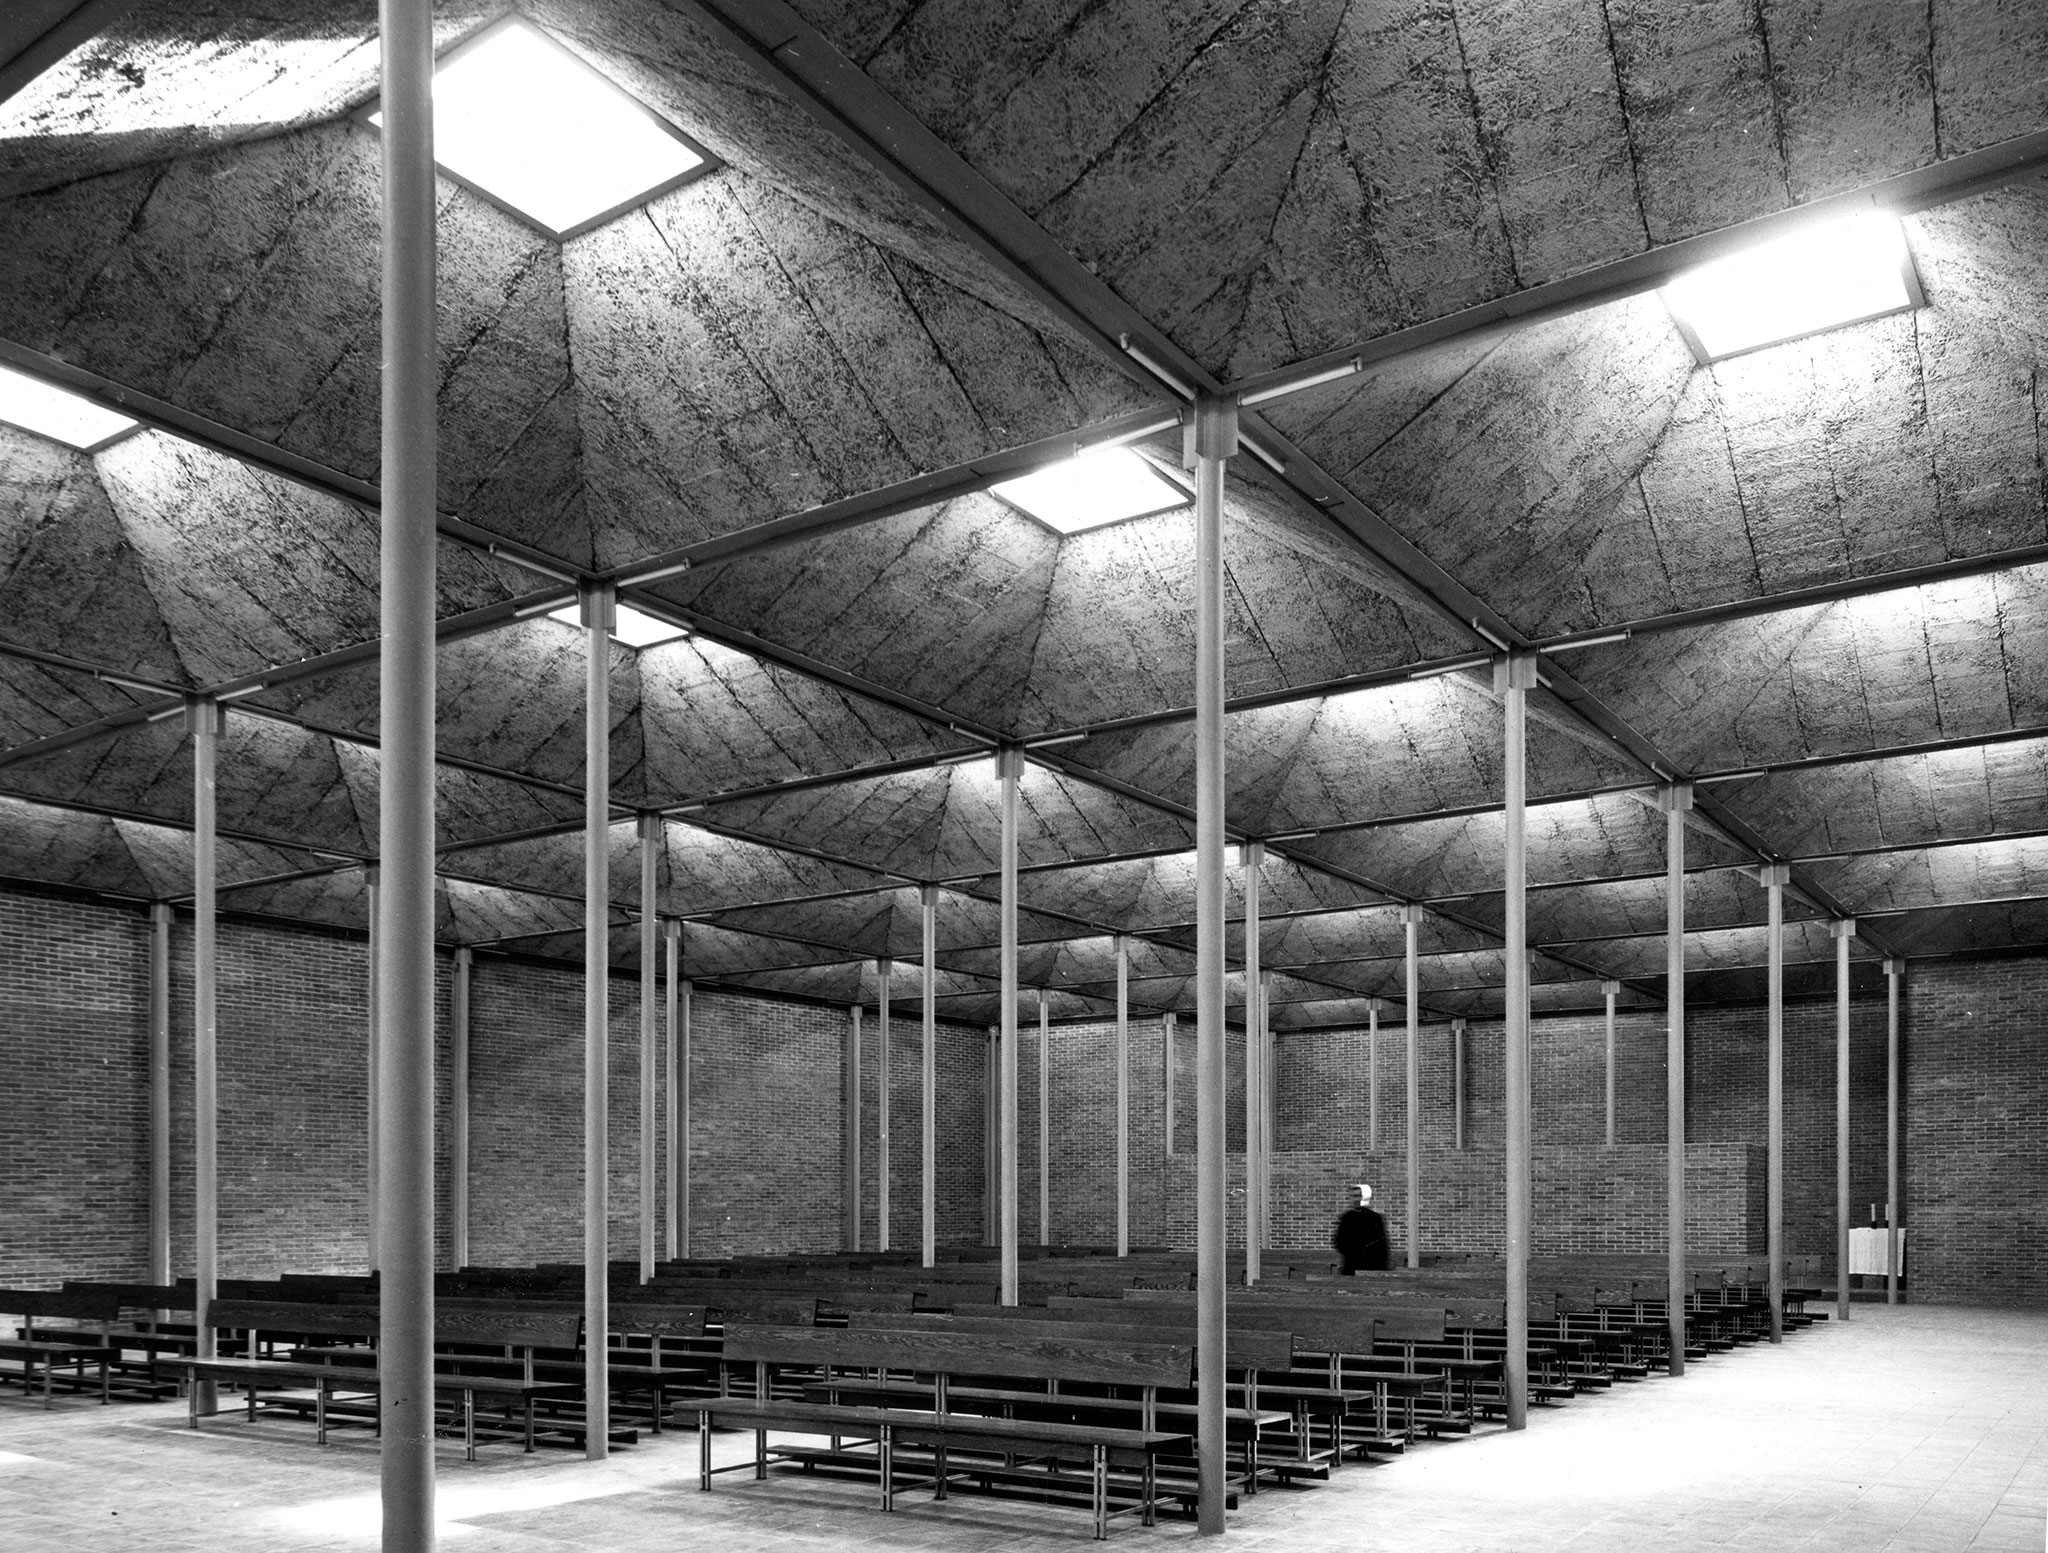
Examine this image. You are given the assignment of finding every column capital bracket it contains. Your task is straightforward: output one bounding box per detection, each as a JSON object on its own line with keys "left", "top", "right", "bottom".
{"left": 1601, "top": 980, "right": 1622, "bottom": 996}
{"left": 1831, "top": 918, "right": 1858, "bottom": 939}
{"left": 1657, "top": 780, "right": 1695, "bottom": 813}
{"left": 1491, "top": 649, "right": 1540, "bottom": 693}
{"left": 1184, "top": 391, "right": 1240, "bottom": 465}
{"left": 1885, "top": 956, "right": 1906, "bottom": 975}
{"left": 1755, "top": 862, "right": 1792, "bottom": 887}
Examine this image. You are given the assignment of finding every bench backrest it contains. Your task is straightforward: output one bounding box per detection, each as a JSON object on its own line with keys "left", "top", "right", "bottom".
{"left": 852, "top": 1310, "right": 1294, "bottom": 1371}
{"left": 0, "top": 1289, "right": 122, "bottom": 1323}
{"left": 607, "top": 1301, "right": 708, "bottom": 1339}
{"left": 433, "top": 1301, "right": 583, "bottom": 1350}
{"left": 207, "top": 1299, "right": 378, "bottom": 1339}
{"left": 62, "top": 1282, "right": 189, "bottom": 1312}
{"left": 724, "top": 1321, "right": 1194, "bottom": 1388}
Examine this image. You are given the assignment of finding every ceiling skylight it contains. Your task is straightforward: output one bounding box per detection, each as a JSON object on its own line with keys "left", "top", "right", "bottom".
{"left": 548, "top": 602, "right": 688, "bottom": 649}
{"left": 990, "top": 447, "right": 1189, "bottom": 536}
{"left": 369, "top": 17, "right": 714, "bottom": 241}
{"left": 1660, "top": 211, "right": 1921, "bottom": 363}
{"left": 0, "top": 366, "right": 139, "bottom": 451}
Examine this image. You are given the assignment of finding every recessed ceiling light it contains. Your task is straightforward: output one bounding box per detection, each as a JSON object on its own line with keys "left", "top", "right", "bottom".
{"left": 547, "top": 602, "right": 688, "bottom": 649}
{"left": 368, "top": 17, "right": 716, "bottom": 241}
{"left": 0, "top": 366, "right": 139, "bottom": 451}
{"left": 1660, "top": 211, "right": 1921, "bottom": 363}
{"left": 990, "top": 446, "right": 1189, "bottom": 536}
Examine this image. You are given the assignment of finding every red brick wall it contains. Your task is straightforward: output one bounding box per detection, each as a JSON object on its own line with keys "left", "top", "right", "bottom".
{"left": 850, "top": 998, "right": 992, "bottom": 1255}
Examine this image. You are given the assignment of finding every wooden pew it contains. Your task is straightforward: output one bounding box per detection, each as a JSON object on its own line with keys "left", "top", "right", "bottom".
{"left": 0, "top": 1289, "right": 121, "bottom": 1406}
{"left": 698, "top": 1323, "right": 1196, "bottom": 1539}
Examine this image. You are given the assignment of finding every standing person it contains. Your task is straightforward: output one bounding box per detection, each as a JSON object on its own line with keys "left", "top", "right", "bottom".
{"left": 1333, "top": 1182, "right": 1391, "bottom": 1273}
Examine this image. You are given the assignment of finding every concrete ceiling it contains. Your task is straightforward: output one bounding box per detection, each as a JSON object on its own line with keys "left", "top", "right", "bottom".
{"left": 2, "top": 0, "right": 2047, "bottom": 1025}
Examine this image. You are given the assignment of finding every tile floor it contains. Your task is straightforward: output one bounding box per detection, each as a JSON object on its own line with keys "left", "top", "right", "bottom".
{"left": 0, "top": 1304, "right": 2041, "bottom": 1551}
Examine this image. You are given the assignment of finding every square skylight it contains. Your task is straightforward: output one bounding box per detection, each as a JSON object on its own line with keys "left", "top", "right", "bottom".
{"left": 547, "top": 602, "right": 688, "bottom": 649}
{"left": 368, "top": 17, "right": 715, "bottom": 241}
{"left": 990, "top": 446, "right": 1189, "bottom": 536}
{"left": 1660, "top": 211, "right": 1921, "bottom": 363}
{"left": 0, "top": 365, "right": 139, "bottom": 451}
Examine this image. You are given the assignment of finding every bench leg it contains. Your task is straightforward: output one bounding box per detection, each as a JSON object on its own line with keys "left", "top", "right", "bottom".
{"left": 932, "top": 1444, "right": 948, "bottom": 1501}
{"left": 698, "top": 1412, "right": 712, "bottom": 1491}
{"left": 100, "top": 1357, "right": 110, "bottom": 1405}
{"left": 651, "top": 1383, "right": 662, "bottom": 1436}
{"left": 755, "top": 1428, "right": 767, "bottom": 1480}
{"left": 1140, "top": 1455, "right": 1156, "bottom": 1527}
{"left": 188, "top": 1373, "right": 199, "bottom": 1429}
{"left": 40, "top": 1355, "right": 49, "bottom": 1410}
{"left": 1092, "top": 1445, "right": 1108, "bottom": 1540}
{"left": 525, "top": 1396, "right": 535, "bottom": 1453}
{"left": 879, "top": 1425, "right": 893, "bottom": 1512}
{"left": 465, "top": 1389, "right": 476, "bottom": 1464}
{"left": 248, "top": 1383, "right": 257, "bottom": 1424}
{"left": 317, "top": 1381, "right": 327, "bottom": 1446}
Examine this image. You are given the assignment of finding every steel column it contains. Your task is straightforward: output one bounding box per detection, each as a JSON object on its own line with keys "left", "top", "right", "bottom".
{"left": 1661, "top": 782, "right": 1691, "bottom": 1378}
{"left": 375, "top": 0, "right": 440, "bottom": 1527}
{"left": 921, "top": 885, "right": 937, "bottom": 1269}
{"left": 638, "top": 816, "right": 658, "bottom": 1282}
{"left": 1764, "top": 865, "right": 1788, "bottom": 1343}
{"left": 1834, "top": 919, "right": 1856, "bottom": 1321}
{"left": 1403, "top": 904, "right": 1421, "bottom": 1270}
{"left": 670, "top": 944, "right": 689, "bottom": 1260}
{"left": 1498, "top": 650, "right": 1535, "bottom": 1431}
{"left": 148, "top": 901, "right": 171, "bottom": 1286}
{"left": 366, "top": 867, "right": 380, "bottom": 1271}
{"left": 1189, "top": 391, "right": 1236, "bottom": 1536}
{"left": 879, "top": 958, "right": 892, "bottom": 1252}
{"left": 1244, "top": 838, "right": 1263, "bottom": 1283}
{"left": 1602, "top": 981, "right": 1619, "bottom": 1149}
{"left": 581, "top": 581, "right": 614, "bottom": 1460}
{"left": 1452, "top": 1019, "right": 1466, "bottom": 1152}
{"left": 847, "top": 1004, "right": 863, "bottom": 1250}
{"left": 1038, "top": 988, "right": 1050, "bottom": 1247}
{"left": 1366, "top": 999, "right": 1380, "bottom": 1156}
{"left": 998, "top": 746, "right": 1023, "bottom": 1303}
{"left": 1163, "top": 1011, "right": 1177, "bottom": 1156}
{"left": 1885, "top": 956, "right": 1903, "bottom": 1304}
{"left": 1115, "top": 935, "right": 1130, "bottom": 1257}
{"left": 188, "top": 697, "right": 222, "bottom": 1416}
{"left": 451, "top": 947, "right": 471, "bottom": 1271}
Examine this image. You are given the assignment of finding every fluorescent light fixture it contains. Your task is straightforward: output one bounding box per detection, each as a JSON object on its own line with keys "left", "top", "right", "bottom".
{"left": 0, "top": 365, "right": 138, "bottom": 451}
{"left": 1660, "top": 211, "right": 1921, "bottom": 363}
{"left": 990, "top": 446, "right": 1189, "bottom": 536}
{"left": 546, "top": 602, "right": 687, "bottom": 648}
{"left": 368, "top": 17, "right": 715, "bottom": 241}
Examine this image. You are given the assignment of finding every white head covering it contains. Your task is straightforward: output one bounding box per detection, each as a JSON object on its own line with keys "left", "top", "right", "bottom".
{"left": 1355, "top": 1183, "right": 1373, "bottom": 1204}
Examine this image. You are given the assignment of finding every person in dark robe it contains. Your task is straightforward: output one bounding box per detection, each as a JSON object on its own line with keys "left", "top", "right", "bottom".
{"left": 1333, "top": 1182, "right": 1392, "bottom": 1273}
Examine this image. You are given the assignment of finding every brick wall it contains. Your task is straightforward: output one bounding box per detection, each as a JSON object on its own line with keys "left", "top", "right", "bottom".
{"left": 1902, "top": 957, "right": 2048, "bottom": 1305}
{"left": 0, "top": 884, "right": 990, "bottom": 1286}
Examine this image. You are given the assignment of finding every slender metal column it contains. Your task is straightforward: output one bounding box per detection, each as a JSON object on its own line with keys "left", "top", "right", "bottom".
{"left": 366, "top": 867, "right": 380, "bottom": 1271}
{"left": 674, "top": 960, "right": 692, "bottom": 1260}
{"left": 1763, "top": 864, "right": 1787, "bottom": 1342}
{"left": 998, "top": 746, "right": 1022, "bottom": 1304}
{"left": 1661, "top": 782, "right": 1691, "bottom": 1377}
{"left": 376, "top": 0, "right": 440, "bottom": 1526}
{"left": 1189, "top": 390, "right": 1236, "bottom": 1536}
{"left": 1834, "top": 918, "right": 1856, "bottom": 1321}
{"left": 1244, "top": 840, "right": 1263, "bottom": 1283}
{"left": 1038, "top": 988, "right": 1050, "bottom": 1247}
{"left": 921, "top": 886, "right": 937, "bottom": 1269}
{"left": 1163, "top": 1011, "right": 1177, "bottom": 1156}
{"left": 581, "top": 581, "right": 614, "bottom": 1460}
{"left": 148, "top": 901, "right": 172, "bottom": 1287}
{"left": 1402, "top": 904, "right": 1422, "bottom": 1270}
{"left": 984, "top": 1026, "right": 998, "bottom": 1248}
{"left": 1885, "top": 956, "right": 1903, "bottom": 1304}
{"left": 189, "top": 697, "right": 222, "bottom": 1416}
{"left": 1116, "top": 935, "right": 1130, "bottom": 1257}
{"left": 1452, "top": 1019, "right": 1466, "bottom": 1152}
{"left": 879, "top": 958, "right": 892, "bottom": 1253}
{"left": 664, "top": 923, "right": 683, "bottom": 1258}
{"left": 1498, "top": 650, "right": 1534, "bottom": 1431}
{"left": 638, "top": 816, "right": 658, "bottom": 1282}
{"left": 1602, "top": 981, "right": 1619, "bottom": 1149}
{"left": 1259, "top": 972, "right": 1274, "bottom": 1248}
{"left": 847, "top": 1004, "right": 863, "bottom": 1251}
{"left": 450, "top": 947, "right": 471, "bottom": 1270}
{"left": 1366, "top": 999, "right": 1379, "bottom": 1155}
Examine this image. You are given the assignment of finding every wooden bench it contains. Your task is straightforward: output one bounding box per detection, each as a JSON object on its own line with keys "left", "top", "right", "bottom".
{"left": 159, "top": 1299, "right": 587, "bottom": 1459}
{"left": 0, "top": 1290, "right": 121, "bottom": 1406}
{"left": 698, "top": 1323, "right": 1195, "bottom": 1539}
